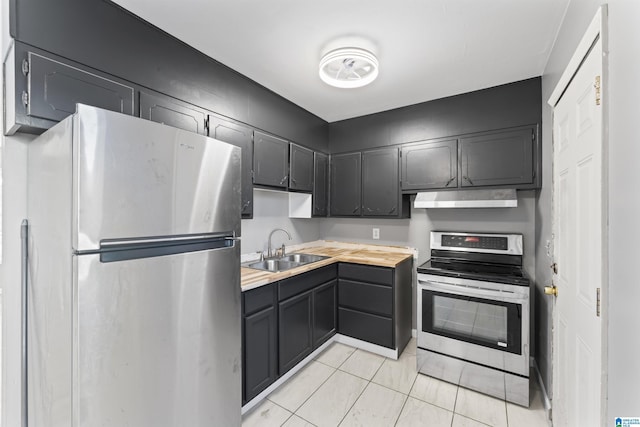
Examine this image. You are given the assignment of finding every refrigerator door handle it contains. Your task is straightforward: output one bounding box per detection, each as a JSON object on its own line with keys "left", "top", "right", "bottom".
{"left": 21, "top": 219, "right": 28, "bottom": 427}
{"left": 94, "top": 232, "right": 238, "bottom": 263}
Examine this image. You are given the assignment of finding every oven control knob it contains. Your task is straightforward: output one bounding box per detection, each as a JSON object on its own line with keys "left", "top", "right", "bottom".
{"left": 544, "top": 285, "right": 558, "bottom": 297}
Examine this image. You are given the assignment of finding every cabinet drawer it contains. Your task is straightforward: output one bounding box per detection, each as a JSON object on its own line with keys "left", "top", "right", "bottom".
{"left": 279, "top": 264, "right": 337, "bottom": 301}
{"left": 338, "top": 279, "right": 393, "bottom": 317}
{"left": 339, "top": 263, "right": 393, "bottom": 286}
{"left": 338, "top": 308, "right": 393, "bottom": 349}
{"left": 243, "top": 283, "right": 276, "bottom": 315}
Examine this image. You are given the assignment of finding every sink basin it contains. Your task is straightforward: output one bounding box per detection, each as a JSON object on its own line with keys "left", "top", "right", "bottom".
{"left": 281, "top": 253, "right": 329, "bottom": 264}
{"left": 246, "top": 259, "right": 301, "bottom": 272}
{"left": 243, "top": 253, "right": 329, "bottom": 272}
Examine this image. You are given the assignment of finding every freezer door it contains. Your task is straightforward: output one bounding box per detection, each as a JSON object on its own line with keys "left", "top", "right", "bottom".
{"left": 72, "top": 104, "right": 241, "bottom": 251}
{"left": 73, "top": 245, "right": 241, "bottom": 426}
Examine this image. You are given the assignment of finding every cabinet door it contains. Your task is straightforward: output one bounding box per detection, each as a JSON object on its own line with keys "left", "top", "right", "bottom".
{"left": 401, "top": 139, "right": 458, "bottom": 190}
{"left": 243, "top": 306, "right": 277, "bottom": 403}
{"left": 253, "top": 131, "right": 289, "bottom": 188}
{"left": 330, "top": 152, "right": 362, "bottom": 216}
{"left": 27, "top": 51, "right": 134, "bottom": 123}
{"left": 313, "top": 280, "right": 337, "bottom": 347}
{"left": 278, "top": 291, "right": 313, "bottom": 375}
{"left": 313, "top": 152, "right": 328, "bottom": 216}
{"left": 289, "top": 143, "right": 314, "bottom": 192}
{"left": 459, "top": 127, "right": 535, "bottom": 187}
{"left": 209, "top": 116, "right": 254, "bottom": 218}
{"left": 139, "top": 91, "right": 206, "bottom": 135}
{"left": 362, "top": 148, "right": 400, "bottom": 216}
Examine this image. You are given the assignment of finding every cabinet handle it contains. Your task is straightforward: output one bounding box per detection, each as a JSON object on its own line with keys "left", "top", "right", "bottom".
{"left": 352, "top": 206, "right": 360, "bottom": 213}
{"left": 279, "top": 175, "right": 288, "bottom": 185}
{"left": 389, "top": 206, "right": 396, "bottom": 214}
{"left": 241, "top": 201, "right": 251, "bottom": 212}
{"left": 463, "top": 176, "right": 474, "bottom": 185}
{"left": 445, "top": 177, "right": 456, "bottom": 187}
{"left": 291, "top": 177, "right": 297, "bottom": 184}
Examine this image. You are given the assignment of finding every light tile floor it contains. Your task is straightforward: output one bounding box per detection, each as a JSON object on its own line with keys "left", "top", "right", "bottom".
{"left": 242, "top": 339, "right": 549, "bottom": 427}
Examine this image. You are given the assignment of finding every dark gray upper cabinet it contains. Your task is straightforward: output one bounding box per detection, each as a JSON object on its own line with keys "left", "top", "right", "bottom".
{"left": 139, "top": 91, "right": 206, "bottom": 135}
{"left": 313, "top": 152, "right": 329, "bottom": 217}
{"left": 253, "top": 131, "right": 289, "bottom": 189}
{"left": 6, "top": 43, "right": 135, "bottom": 134}
{"left": 401, "top": 139, "right": 458, "bottom": 191}
{"left": 362, "top": 147, "right": 401, "bottom": 216}
{"left": 209, "top": 115, "right": 254, "bottom": 218}
{"left": 289, "top": 143, "right": 314, "bottom": 192}
{"left": 330, "top": 152, "right": 362, "bottom": 216}
{"left": 459, "top": 127, "right": 535, "bottom": 188}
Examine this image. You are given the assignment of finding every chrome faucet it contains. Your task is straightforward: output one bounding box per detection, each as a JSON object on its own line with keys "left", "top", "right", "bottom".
{"left": 267, "top": 228, "right": 292, "bottom": 258}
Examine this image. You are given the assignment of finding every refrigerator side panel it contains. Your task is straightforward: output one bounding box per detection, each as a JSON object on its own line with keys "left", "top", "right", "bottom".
{"left": 26, "top": 117, "right": 75, "bottom": 425}
{"left": 73, "top": 105, "right": 242, "bottom": 251}
{"left": 74, "top": 245, "right": 241, "bottom": 426}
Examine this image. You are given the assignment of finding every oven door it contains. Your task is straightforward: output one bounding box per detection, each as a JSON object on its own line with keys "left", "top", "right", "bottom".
{"left": 417, "top": 274, "right": 529, "bottom": 376}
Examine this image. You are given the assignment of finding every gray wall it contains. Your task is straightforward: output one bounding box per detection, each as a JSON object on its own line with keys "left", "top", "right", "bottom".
{"left": 240, "top": 189, "right": 323, "bottom": 255}
{"left": 321, "top": 191, "right": 536, "bottom": 337}
{"left": 540, "top": 0, "right": 640, "bottom": 419}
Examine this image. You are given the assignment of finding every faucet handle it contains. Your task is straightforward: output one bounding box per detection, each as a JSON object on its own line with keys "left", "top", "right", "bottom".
{"left": 257, "top": 251, "right": 264, "bottom": 262}
{"left": 280, "top": 243, "right": 286, "bottom": 257}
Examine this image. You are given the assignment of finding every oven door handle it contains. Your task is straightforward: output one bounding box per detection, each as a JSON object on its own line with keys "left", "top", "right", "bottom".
{"left": 418, "top": 279, "right": 527, "bottom": 302}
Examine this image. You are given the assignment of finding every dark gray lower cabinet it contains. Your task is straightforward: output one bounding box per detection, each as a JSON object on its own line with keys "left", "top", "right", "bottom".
{"left": 242, "top": 283, "right": 277, "bottom": 404}
{"left": 278, "top": 265, "right": 338, "bottom": 376}
{"left": 139, "top": 91, "right": 206, "bottom": 135}
{"left": 209, "top": 115, "right": 254, "bottom": 218}
{"left": 313, "top": 280, "right": 337, "bottom": 347}
{"left": 278, "top": 291, "right": 313, "bottom": 374}
{"left": 337, "top": 260, "right": 412, "bottom": 352}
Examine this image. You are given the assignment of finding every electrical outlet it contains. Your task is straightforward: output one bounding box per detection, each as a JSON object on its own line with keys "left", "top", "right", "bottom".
{"left": 372, "top": 228, "right": 380, "bottom": 240}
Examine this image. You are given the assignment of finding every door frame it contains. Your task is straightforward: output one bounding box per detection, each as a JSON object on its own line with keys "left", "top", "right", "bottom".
{"left": 547, "top": 5, "right": 609, "bottom": 426}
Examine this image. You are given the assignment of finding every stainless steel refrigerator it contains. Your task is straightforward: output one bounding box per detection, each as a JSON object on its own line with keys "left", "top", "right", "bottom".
{"left": 23, "top": 104, "right": 242, "bottom": 426}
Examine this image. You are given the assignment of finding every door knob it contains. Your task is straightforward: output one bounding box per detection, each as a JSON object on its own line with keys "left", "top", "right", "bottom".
{"left": 544, "top": 285, "right": 558, "bottom": 297}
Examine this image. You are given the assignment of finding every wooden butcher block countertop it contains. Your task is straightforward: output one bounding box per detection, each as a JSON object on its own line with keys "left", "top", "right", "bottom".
{"left": 241, "top": 242, "right": 414, "bottom": 292}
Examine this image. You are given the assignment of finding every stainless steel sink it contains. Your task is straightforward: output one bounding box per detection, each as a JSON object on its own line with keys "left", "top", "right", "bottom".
{"left": 246, "top": 259, "right": 301, "bottom": 272}
{"left": 243, "top": 253, "right": 329, "bottom": 272}
{"left": 280, "top": 253, "right": 329, "bottom": 264}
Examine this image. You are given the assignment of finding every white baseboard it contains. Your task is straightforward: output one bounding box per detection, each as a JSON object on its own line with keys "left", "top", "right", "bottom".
{"left": 411, "top": 328, "right": 417, "bottom": 338}
{"left": 241, "top": 337, "right": 336, "bottom": 415}
{"left": 241, "top": 333, "right": 401, "bottom": 415}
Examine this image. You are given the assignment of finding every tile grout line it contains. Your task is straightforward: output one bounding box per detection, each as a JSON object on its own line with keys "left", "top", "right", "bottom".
{"left": 335, "top": 350, "right": 388, "bottom": 426}
{"left": 392, "top": 367, "right": 420, "bottom": 427}
{"left": 288, "top": 364, "right": 341, "bottom": 415}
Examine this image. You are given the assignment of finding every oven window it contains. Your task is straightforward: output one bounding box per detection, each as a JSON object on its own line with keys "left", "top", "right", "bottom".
{"left": 423, "top": 290, "right": 522, "bottom": 354}
{"left": 433, "top": 296, "right": 508, "bottom": 343}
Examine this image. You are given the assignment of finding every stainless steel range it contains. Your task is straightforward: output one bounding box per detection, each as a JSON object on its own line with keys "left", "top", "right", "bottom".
{"left": 416, "top": 231, "right": 530, "bottom": 406}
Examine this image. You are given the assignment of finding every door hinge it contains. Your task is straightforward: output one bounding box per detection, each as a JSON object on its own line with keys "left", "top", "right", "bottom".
{"left": 596, "top": 287, "right": 601, "bottom": 317}
{"left": 204, "top": 117, "right": 210, "bottom": 135}
{"left": 21, "top": 91, "right": 29, "bottom": 107}
{"left": 594, "top": 75, "right": 601, "bottom": 106}
{"left": 21, "top": 59, "right": 29, "bottom": 75}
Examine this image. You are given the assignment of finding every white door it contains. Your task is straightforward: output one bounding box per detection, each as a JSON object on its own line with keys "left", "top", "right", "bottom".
{"left": 551, "top": 36, "right": 605, "bottom": 426}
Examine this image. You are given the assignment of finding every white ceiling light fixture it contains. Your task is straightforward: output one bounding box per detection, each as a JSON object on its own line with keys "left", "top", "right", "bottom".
{"left": 319, "top": 47, "right": 379, "bottom": 89}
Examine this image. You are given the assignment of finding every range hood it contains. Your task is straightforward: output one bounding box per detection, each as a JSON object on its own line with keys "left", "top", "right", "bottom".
{"left": 414, "top": 189, "right": 518, "bottom": 209}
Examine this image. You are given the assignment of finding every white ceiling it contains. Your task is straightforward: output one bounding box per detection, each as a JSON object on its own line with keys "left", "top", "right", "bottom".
{"left": 112, "top": 0, "right": 569, "bottom": 123}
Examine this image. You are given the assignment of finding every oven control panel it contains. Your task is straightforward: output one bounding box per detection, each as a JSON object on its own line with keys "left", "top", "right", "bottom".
{"left": 442, "top": 235, "right": 507, "bottom": 250}
{"left": 431, "top": 232, "right": 523, "bottom": 255}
